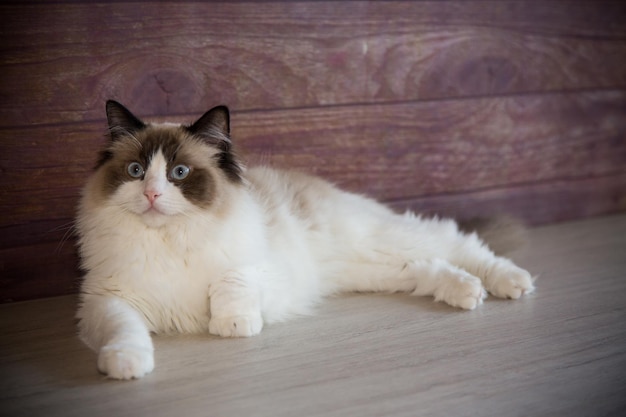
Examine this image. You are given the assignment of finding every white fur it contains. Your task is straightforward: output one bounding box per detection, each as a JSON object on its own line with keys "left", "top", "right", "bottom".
{"left": 77, "top": 152, "right": 534, "bottom": 379}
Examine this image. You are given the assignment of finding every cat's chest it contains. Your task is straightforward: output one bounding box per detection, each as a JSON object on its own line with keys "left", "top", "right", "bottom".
{"left": 124, "top": 230, "right": 219, "bottom": 286}
{"left": 112, "top": 232, "right": 221, "bottom": 332}
{"left": 110, "top": 227, "right": 209, "bottom": 285}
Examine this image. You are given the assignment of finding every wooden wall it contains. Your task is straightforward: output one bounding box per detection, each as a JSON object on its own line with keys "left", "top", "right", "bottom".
{"left": 1, "top": 1, "right": 625, "bottom": 302}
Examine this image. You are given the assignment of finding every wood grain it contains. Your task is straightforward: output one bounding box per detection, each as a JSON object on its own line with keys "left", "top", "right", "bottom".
{"left": 0, "top": 1, "right": 625, "bottom": 124}
{"left": 1, "top": 215, "right": 625, "bottom": 416}
{"left": 234, "top": 90, "right": 626, "bottom": 200}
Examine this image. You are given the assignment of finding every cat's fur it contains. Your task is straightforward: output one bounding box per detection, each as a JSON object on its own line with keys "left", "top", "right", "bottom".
{"left": 76, "top": 101, "right": 535, "bottom": 380}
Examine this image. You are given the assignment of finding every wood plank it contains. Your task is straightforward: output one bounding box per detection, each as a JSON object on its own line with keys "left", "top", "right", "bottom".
{"left": 0, "top": 1, "right": 624, "bottom": 125}
{"left": 1, "top": 215, "right": 625, "bottom": 416}
{"left": 389, "top": 172, "right": 626, "bottom": 226}
{"left": 0, "top": 218, "right": 74, "bottom": 250}
{"left": 234, "top": 90, "right": 626, "bottom": 200}
{"left": 2, "top": 172, "right": 625, "bottom": 303}
{"left": 2, "top": 90, "right": 624, "bottom": 228}
{"left": 0, "top": 241, "right": 79, "bottom": 303}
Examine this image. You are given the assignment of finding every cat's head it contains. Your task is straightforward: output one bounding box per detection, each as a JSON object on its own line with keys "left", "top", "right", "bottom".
{"left": 86, "top": 100, "right": 244, "bottom": 227}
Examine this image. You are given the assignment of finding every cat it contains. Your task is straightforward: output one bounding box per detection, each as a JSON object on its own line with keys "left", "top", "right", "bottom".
{"left": 76, "top": 101, "right": 535, "bottom": 380}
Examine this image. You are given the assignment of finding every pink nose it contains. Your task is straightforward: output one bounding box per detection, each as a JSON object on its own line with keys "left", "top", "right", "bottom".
{"left": 144, "top": 190, "right": 161, "bottom": 205}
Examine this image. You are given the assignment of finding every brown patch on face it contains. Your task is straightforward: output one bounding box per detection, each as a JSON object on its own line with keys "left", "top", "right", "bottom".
{"left": 164, "top": 136, "right": 218, "bottom": 208}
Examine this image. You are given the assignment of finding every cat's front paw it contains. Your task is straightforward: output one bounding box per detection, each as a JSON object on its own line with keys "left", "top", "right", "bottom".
{"left": 435, "top": 273, "right": 487, "bottom": 310}
{"left": 209, "top": 314, "right": 263, "bottom": 337}
{"left": 487, "top": 261, "right": 535, "bottom": 299}
{"left": 97, "top": 343, "right": 154, "bottom": 380}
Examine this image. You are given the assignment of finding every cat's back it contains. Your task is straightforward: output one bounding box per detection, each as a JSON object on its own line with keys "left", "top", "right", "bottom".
{"left": 246, "top": 166, "right": 339, "bottom": 217}
{"left": 245, "top": 166, "right": 393, "bottom": 234}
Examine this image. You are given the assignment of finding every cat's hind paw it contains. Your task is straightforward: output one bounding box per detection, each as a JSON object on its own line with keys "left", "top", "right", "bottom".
{"left": 487, "top": 262, "right": 535, "bottom": 299}
{"left": 435, "top": 273, "right": 487, "bottom": 310}
{"left": 98, "top": 343, "right": 154, "bottom": 380}
{"left": 209, "top": 314, "right": 263, "bottom": 338}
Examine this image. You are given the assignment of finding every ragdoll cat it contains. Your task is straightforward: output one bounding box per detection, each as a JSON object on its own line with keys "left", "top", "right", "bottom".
{"left": 76, "top": 101, "right": 535, "bottom": 380}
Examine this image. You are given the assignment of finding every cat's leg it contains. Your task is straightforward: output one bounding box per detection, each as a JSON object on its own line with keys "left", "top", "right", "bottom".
{"left": 408, "top": 259, "right": 488, "bottom": 309}
{"left": 328, "top": 215, "right": 532, "bottom": 308}
{"left": 77, "top": 294, "right": 154, "bottom": 380}
{"left": 332, "top": 258, "right": 487, "bottom": 310}
{"left": 460, "top": 254, "right": 535, "bottom": 300}
{"left": 372, "top": 214, "right": 534, "bottom": 300}
{"left": 208, "top": 269, "right": 263, "bottom": 338}
{"left": 448, "top": 232, "right": 535, "bottom": 299}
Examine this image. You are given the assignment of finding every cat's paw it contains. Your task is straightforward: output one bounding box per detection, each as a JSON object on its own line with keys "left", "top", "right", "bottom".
{"left": 436, "top": 274, "right": 487, "bottom": 310}
{"left": 487, "top": 262, "right": 535, "bottom": 299}
{"left": 97, "top": 343, "right": 154, "bottom": 380}
{"left": 209, "top": 314, "right": 263, "bottom": 338}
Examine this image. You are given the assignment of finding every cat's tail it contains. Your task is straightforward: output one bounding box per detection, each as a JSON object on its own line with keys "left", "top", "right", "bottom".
{"left": 458, "top": 215, "right": 529, "bottom": 256}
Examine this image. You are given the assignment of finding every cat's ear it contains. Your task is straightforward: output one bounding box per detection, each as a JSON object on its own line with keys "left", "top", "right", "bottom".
{"left": 187, "top": 105, "right": 231, "bottom": 145}
{"left": 105, "top": 100, "right": 146, "bottom": 141}
{"left": 188, "top": 106, "right": 243, "bottom": 183}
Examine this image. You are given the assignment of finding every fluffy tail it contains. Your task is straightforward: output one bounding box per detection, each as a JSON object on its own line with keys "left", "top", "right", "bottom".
{"left": 458, "top": 216, "right": 529, "bottom": 256}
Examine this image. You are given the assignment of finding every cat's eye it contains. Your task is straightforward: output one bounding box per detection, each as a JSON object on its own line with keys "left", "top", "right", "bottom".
{"left": 170, "top": 164, "right": 190, "bottom": 180}
{"left": 127, "top": 162, "right": 144, "bottom": 178}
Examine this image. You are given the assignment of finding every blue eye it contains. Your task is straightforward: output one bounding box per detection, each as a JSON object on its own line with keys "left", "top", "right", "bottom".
{"left": 127, "top": 162, "right": 144, "bottom": 178}
{"left": 170, "top": 164, "right": 190, "bottom": 180}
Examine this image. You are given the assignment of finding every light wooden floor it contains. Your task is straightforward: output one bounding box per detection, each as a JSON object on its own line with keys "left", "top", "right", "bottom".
{"left": 1, "top": 215, "right": 626, "bottom": 417}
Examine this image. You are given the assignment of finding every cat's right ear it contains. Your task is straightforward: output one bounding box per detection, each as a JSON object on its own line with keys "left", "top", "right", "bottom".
{"left": 187, "top": 105, "right": 231, "bottom": 145}
{"left": 105, "top": 100, "right": 145, "bottom": 141}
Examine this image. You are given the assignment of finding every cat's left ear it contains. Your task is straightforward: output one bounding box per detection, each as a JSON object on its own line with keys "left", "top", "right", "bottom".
{"left": 187, "top": 105, "right": 231, "bottom": 144}
{"left": 105, "top": 100, "right": 146, "bottom": 141}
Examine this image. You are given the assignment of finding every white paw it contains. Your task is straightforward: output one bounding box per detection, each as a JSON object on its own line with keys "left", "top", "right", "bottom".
{"left": 98, "top": 343, "right": 154, "bottom": 380}
{"left": 436, "top": 274, "right": 487, "bottom": 310}
{"left": 488, "top": 262, "right": 535, "bottom": 299}
{"left": 209, "top": 314, "right": 263, "bottom": 337}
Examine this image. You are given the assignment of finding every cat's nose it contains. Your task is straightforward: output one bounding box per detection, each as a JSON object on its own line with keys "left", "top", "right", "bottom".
{"left": 144, "top": 189, "right": 162, "bottom": 205}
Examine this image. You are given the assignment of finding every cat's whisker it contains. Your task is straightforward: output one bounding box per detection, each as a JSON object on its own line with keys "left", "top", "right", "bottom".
{"left": 172, "top": 142, "right": 185, "bottom": 160}
{"left": 49, "top": 220, "right": 76, "bottom": 233}
{"left": 130, "top": 134, "right": 142, "bottom": 151}
{"left": 53, "top": 221, "right": 77, "bottom": 254}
